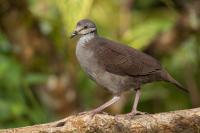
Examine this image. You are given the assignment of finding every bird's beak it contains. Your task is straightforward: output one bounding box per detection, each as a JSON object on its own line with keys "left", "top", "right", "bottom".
{"left": 70, "top": 30, "right": 78, "bottom": 38}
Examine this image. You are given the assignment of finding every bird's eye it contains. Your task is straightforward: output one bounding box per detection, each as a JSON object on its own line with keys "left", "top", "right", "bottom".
{"left": 84, "top": 25, "right": 88, "bottom": 29}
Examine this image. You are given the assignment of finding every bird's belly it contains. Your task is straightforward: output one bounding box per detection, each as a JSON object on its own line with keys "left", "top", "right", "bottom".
{"left": 96, "top": 72, "right": 133, "bottom": 94}
{"left": 76, "top": 45, "right": 133, "bottom": 94}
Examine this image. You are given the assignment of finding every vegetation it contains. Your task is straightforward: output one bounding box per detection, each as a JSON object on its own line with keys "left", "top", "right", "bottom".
{"left": 0, "top": 0, "right": 199, "bottom": 128}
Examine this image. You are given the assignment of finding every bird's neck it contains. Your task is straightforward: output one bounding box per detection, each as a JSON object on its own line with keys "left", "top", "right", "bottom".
{"left": 78, "top": 33, "right": 97, "bottom": 46}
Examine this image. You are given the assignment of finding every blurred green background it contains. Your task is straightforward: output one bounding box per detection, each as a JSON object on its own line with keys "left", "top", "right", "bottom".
{"left": 0, "top": 0, "right": 199, "bottom": 128}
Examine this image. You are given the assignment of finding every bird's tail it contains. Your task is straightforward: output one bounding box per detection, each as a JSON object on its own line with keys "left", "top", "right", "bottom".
{"left": 160, "top": 69, "right": 189, "bottom": 93}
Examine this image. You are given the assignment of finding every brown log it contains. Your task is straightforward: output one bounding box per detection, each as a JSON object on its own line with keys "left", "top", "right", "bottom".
{"left": 1, "top": 108, "right": 200, "bottom": 133}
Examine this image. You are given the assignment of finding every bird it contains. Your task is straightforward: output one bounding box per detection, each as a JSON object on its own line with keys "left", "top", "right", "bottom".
{"left": 70, "top": 19, "right": 188, "bottom": 116}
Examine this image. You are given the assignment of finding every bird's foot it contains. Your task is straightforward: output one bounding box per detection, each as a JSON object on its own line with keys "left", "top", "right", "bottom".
{"left": 78, "top": 111, "right": 90, "bottom": 115}
{"left": 132, "top": 110, "right": 148, "bottom": 116}
{"left": 78, "top": 110, "right": 108, "bottom": 118}
{"left": 78, "top": 110, "right": 97, "bottom": 118}
{"left": 115, "top": 111, "right": 148, "bottom": 120}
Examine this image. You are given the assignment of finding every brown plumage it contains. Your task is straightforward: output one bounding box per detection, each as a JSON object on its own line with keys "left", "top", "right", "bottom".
{"left": 91, "top": 37, "right": 187, "bottom": 93}
{"left": 71, "top": 19, "right": 188, "bottom": 116}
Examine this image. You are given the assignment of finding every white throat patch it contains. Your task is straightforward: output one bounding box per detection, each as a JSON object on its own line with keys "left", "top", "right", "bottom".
{"left": 78, "top": 33, "right": 95, "bottom": 46}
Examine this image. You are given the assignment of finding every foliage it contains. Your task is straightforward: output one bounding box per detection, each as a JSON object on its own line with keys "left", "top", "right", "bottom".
{"left": 55, "top": 0, "right": 93, "bottom": 34}
{"left": 0, "top": 0, "right": 199, "bottom": 128}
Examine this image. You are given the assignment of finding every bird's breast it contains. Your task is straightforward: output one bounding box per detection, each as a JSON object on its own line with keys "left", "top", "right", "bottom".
{"left": 76, "top": 43, "right": 101, "bottom": 77}
{"left": 76, "top": 43, "right": 133, "bottom": 94}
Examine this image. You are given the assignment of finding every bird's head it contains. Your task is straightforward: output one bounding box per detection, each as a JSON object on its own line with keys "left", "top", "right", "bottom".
{"left": 70, "top": 19, "right": 97, "bottom": 38}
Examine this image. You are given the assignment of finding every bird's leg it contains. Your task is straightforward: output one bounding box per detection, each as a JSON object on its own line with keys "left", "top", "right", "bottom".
{"left": 115, "top": 88, "right": 146, "bottom": 120}
{"left": 115, "top": 89, "right": 147, "bottom": 120}
{"left": 131, "top": 88, "right": 141, "bottom": 114}
{"left": 130, "top": 88, "right": 147, "bottom": 116}
{"left": 79, "top": 96, "right": 120, "bottom": 117}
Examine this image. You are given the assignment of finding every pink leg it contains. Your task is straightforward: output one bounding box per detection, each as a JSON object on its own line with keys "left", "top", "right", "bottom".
{"left": 130, "top": 89, "right": 147, "bottom": 115}
{"left": 114, "top": 89, "right": 146, "bottom": 120}
{"left": 80, "top": 96, "right": 120, "bottom": 116}
{"left": 131, "top": 89, "right": 141, "bottom": 113}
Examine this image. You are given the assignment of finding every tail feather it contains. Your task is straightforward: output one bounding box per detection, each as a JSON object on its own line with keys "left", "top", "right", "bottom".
{"left": 161, "top": 70, "right": 189, "bottom": 93}
{"left": 169, "top": 77, "right": 189, "bottom": 93}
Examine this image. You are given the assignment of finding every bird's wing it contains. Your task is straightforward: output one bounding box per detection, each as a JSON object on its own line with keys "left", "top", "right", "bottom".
{"left": 93, "top": 37, "right": 162, "bottom": 76}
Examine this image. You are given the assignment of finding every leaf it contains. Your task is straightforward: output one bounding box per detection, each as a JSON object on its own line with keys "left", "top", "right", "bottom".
{"left": 25, "top": 73, "right": 48, "bottom": 85}
{"left": 122, "top": 10, "right": 175, "bottom": 49}
{"left": 55, "top": 0, "right": 93, "bottom": 35}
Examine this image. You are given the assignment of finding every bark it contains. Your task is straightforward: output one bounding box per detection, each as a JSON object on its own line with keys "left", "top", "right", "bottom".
{"left": 1, "top": 108, "right": 200, "bottom": 133}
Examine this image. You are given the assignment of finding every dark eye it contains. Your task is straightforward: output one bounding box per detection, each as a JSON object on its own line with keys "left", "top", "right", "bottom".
{"left": 84, "top": 25, "right": 88, "bottom": 29}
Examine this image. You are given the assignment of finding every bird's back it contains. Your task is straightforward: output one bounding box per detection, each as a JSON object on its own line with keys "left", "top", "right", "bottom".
{"left": 92, "top": 37, "right": 162, "bottom": 77}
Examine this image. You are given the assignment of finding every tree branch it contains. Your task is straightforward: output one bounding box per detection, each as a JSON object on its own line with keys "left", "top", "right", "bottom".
{"left": 1, "top": 108, "right": 200, "bottom": 133}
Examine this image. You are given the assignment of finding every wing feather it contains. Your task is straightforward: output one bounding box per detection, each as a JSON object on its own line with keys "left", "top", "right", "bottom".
{"left": 93, "top": 37, "right": 162, "bottom": 76}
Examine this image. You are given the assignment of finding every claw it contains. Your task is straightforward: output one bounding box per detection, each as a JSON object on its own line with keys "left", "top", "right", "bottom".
{"left": 77, "top": 111, "right": 96, "bottom": 118}
{"left": 115, "top": 111, "right": 148, "bottom": 120}
{"left": 78, "top": 111, "right": 89, "bottom": 115}
{"left": 78, "top": 110, "right": 108, "bottom": 118}
{"left": 133, "top": 111, "right": 148, "bottom": 115}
